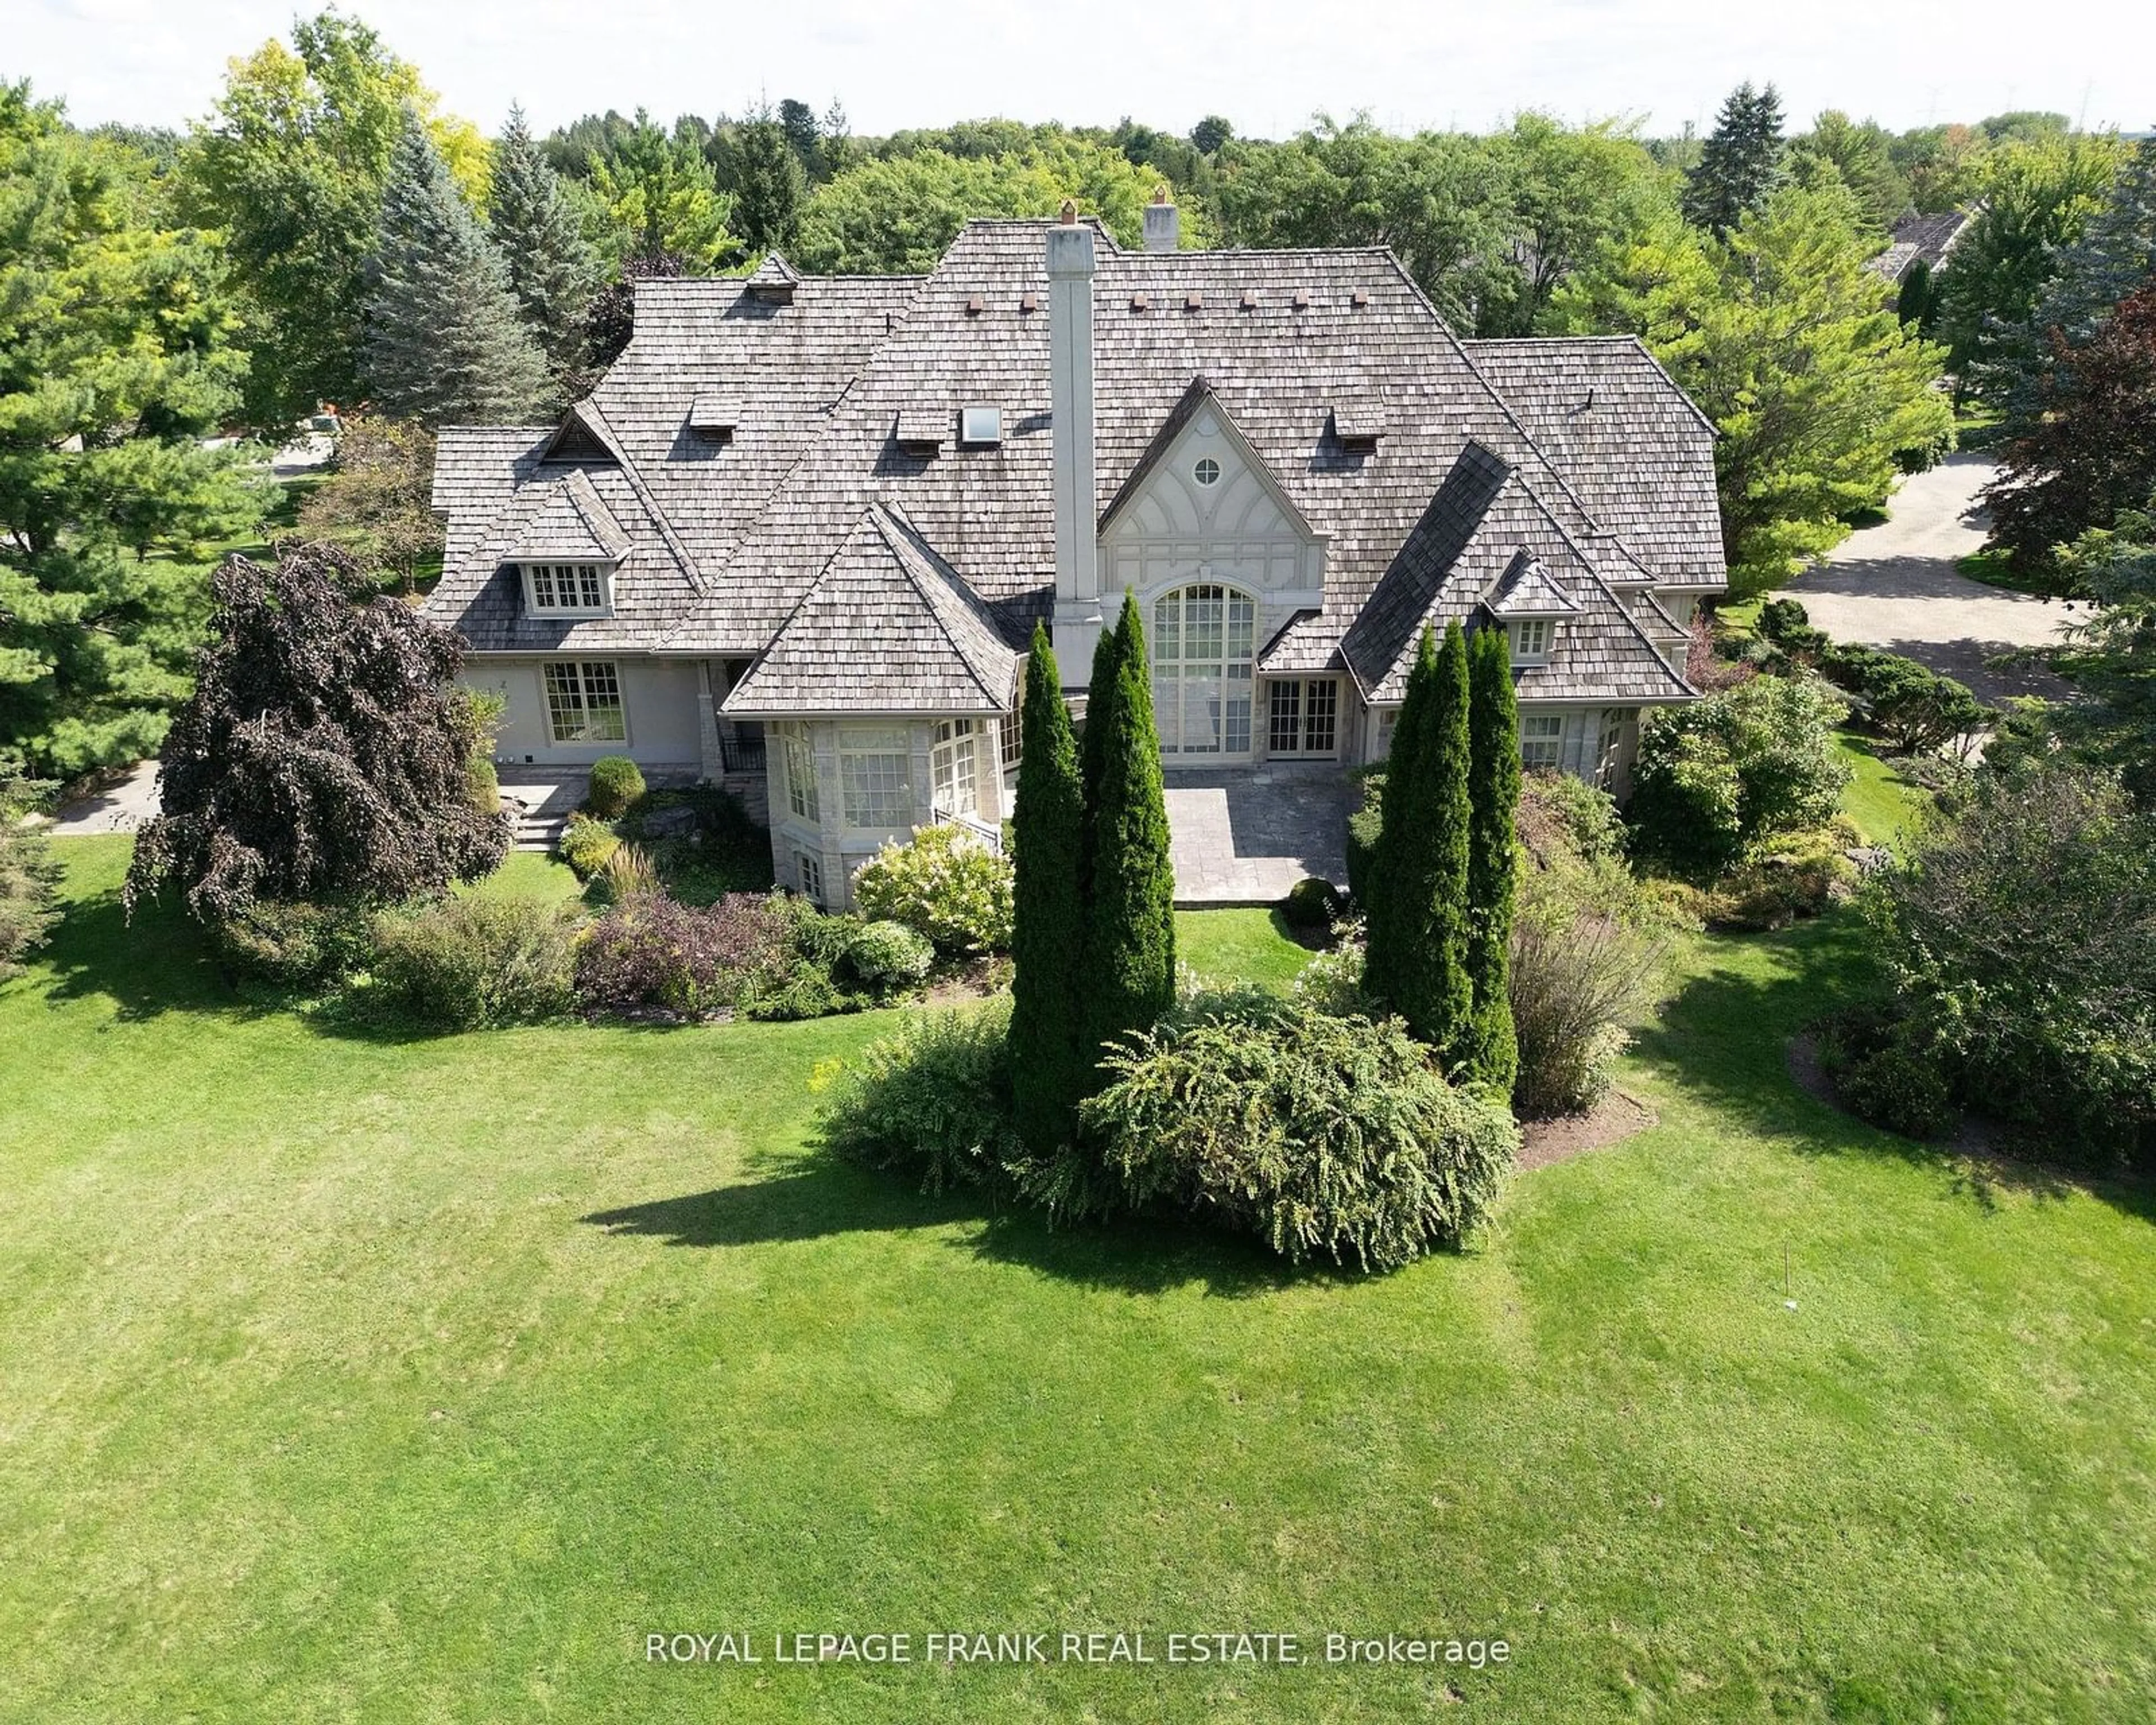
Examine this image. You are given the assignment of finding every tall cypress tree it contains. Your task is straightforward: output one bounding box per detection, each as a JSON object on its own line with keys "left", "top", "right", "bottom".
{"left": 362, "top": 111, "right": 549, "bottom": 427}
{"left": 1683, "top": 82, "right": 1787, "bottom": 236}
{"left": 1463, "top": 626, "right": 1521, "bottom": 1092}
{"left": 1362, "top": 626, "right": 1437, "bottom": 1010}
{"left": 1380, "top": 620, "right": 1474, "bottom": 1057}
{"left": 1080, "top": 608, "right": 1126, "bottom": 817}
{"left": 1082, "top": 592, "right": 1176, "bottom": 1073}
{"left": 488, "top": 105, "right": 600, "bottom": 396}
{"left": 1008, "top": 624, "right": 1089, "bottom": 1149}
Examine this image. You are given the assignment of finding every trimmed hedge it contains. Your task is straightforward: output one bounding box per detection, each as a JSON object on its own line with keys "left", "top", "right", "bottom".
{"left": 587, "top": 755, "right": 645, "bottom": 819}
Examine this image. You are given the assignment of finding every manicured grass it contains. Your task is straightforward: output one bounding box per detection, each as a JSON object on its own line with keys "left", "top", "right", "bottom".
{"left": 1834, "top": 731, "right": 1929, "bottom": 847}
{"left": 4, "top": 839, "right": 2154, "bottom": 1722}
{"left": 1176, "top": 906, "right": 1317, "bottom": 988}
{"left": 1957, "top": 547, "right": 2062, "bottom": 597}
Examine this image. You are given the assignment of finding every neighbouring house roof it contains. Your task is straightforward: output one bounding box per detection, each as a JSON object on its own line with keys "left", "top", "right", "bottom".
{"left": 1866, "top": 208, "right": 1976, "bottom": 282}
{"left": 723, "top": 503, "right": 1020, "bottom": 715}
{"left": 504, "top": 468, "right": 631, "bottom": 563}
{"left": 426, "top": 218, "right": 1726, "bottom": 714}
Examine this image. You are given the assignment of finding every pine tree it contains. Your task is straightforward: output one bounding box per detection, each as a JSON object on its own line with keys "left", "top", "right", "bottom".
{"left": 1997, "top": 135, "right": 2156, "bottom": 440}
{"left": 362, "top": 111, "right": 549, "bottom": 427}
{"left": 1008, "top": 626, "right": 1090, "bottom": 1149}
{"left": 1081, "top": 592, "right": 1176, "bottom": 1073}
{"left": 1683, "top": 82, "right": 1787, "bottom": 236}
{"left": 1371, "top": 621, "right": 1474, "bottom": 1057}
{"left": 487, "top": 105, "right": 601, "bottom": 395}
{"left": 736, "top": 107, "right": 808, "bottom": 255}
{"left": 1463, "top": 626, "right": 1521, "bottom": 1093}
{"left": 1362, "top": 626, "right": 1437, "bottom": 1010}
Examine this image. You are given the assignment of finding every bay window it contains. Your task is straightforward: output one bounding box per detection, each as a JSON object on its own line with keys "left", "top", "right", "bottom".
{"left": 839, "top": 727, "right": 913, "bottom": 828}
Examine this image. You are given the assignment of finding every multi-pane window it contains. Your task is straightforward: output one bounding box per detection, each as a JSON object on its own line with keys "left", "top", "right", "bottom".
{"left": 1376, "top": 708, "right": 1400, "bottom": 757}
{"left": 1152, "top": 584, "right": 1255, "bottom": 757}
{"left": 542, "top": 660, "right": 626, "bottom": 743}
{"left": 999, "top": 660, "right": 1025, "bottom": 772}
{"left": 1267, "top": 678, "right": 1339, "bottom": 756}
{"left": 524, "top": 563, "right": 609, "bottom": 615}
{"left": 781, "top": 725, "right": 819, "bottom": 822}
{"left": 839, "top": 726, "right": 913, "bottom": 828}
{"left": 796, "top": 850, "right": 824, "bottom": 906}
{"left": 1595, "top": 710, "right": 1628, "bottom": 784}
{"left": 1511, "top": 617, "right": 1554, "bottom": 662}
{"left": 930, "top": 718, "right": 978, "bottom": 817}
{"left": 1522, "top": 713, "right": 1565, "bottom": 768}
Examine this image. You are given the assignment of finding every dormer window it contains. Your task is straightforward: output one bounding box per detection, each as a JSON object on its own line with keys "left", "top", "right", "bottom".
{"left": 522, "top": 562, "right": 612, "bottom": 617}
{"left": 960, "top": 404, "right": 1002, "bottom": 446}
{"left": 1510, "top": 617, "right": 1554, "bottom": 663}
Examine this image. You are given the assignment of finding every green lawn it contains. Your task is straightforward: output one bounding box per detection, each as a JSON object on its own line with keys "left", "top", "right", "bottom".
{"left": 1834, "top": 731, "right": 1928, "bottom": 847}
{"left": 4, "top": 839, "right": 2153, "bottom": 1722}
{"left": 1176, "top": 906, "right": 1318, "bottom": 989}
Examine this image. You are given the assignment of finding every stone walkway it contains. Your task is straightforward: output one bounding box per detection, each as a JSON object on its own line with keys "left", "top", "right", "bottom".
{"left": 1785, "top": 453, "right": 2076, "bottom": 704}
{"left": 1163, "top": 763, "right": 1355, "bottom": 906}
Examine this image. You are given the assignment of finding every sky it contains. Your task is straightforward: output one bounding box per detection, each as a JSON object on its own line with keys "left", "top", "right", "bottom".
{"left": 12, "top": 0, "right": 2155, "bottom": 142}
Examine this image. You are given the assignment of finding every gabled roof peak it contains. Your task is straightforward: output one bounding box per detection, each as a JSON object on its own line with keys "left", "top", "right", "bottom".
{"left": 748, "top": 252, "right": 801, "bottom": 286}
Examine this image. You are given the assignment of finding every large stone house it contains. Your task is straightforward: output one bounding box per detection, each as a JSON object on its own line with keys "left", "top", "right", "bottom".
{"left": 426, "top": 202, "right": 1724, "bottom": 907}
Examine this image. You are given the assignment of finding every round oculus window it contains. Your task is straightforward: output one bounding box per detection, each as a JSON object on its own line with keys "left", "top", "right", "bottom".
{"left": 1193, "top": 457, "right": 1221, "bottom": 486}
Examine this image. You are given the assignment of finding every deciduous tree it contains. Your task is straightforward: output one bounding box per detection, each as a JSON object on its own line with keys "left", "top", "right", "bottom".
{"left": 126, "top": 541, "right": 509, "bottom": 926}
{"left": 587, "top": 108, "right": 737, "bottom": 268}
{"left": 295, "top": 417, "right": 443, "bottom": 590}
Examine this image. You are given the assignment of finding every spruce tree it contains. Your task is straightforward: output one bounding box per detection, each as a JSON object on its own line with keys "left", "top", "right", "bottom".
{"left": 1463, "top": 626, "right": 1521, "bottom": 1093}
{"left": 1997, "top": 135, "right": 2156, "bottom": 440}
{"left": 1081, "top": 592, "right": 1176, "bottom": 1074}
{"left": 1008, "top": 624, "right": 1089, "bottom": 1149}
{"left": 362, "top": 111, "right": 549, "bottom": 427}
{"left": 1362, "top": 626, "right": 1437, "bottom": 1010}
{"left": 1683, "top": 82, "right": 1787, "bottom": 236}
{"left": 488, "top": 105, "right": 601, "bottom": 395}
{"left": 1375, "top": 620, "right": 1474, "bottom": 1058}
{"left": 736, "top": 107, "right": 808, "bottom": 256}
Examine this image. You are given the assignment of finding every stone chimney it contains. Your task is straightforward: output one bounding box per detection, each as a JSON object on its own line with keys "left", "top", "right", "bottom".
{"left": 1048, "top": 203, "right": 1101, "bottom": 681}
{"left": 1143, "top": 185, "right": 1179, "bottom": 254}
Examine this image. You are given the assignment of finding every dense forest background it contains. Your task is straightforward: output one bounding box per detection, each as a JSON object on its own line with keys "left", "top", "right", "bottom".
{"left": 4, "top": 8, "right": 2150, "bottom": 780}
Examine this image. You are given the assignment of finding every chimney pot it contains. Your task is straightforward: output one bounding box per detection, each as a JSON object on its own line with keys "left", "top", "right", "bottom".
{"left": 1143, "top": 191, "right": 1180, "bottom": 254}
{"left": 1058, "top": 199, "right": 1077, "bottom": 225}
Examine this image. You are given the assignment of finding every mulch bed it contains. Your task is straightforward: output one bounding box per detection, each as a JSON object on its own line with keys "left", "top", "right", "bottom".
{"left": 1517, "top": 1090, "right": 1657, "bottom": 1171}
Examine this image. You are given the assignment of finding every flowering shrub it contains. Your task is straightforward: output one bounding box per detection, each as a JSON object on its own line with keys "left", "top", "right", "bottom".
{"left": 574, "top": 892, "right": 791, "bottom": 1015}
{"left": 851, "top": 823, "right": 1015, "bottom": 956}
{"left": 841, "top": 919, "right": 935, "bottom": 993}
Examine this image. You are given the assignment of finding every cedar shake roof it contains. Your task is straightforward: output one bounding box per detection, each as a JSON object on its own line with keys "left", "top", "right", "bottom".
{"left": 1461, "top": 337, "right": 1725, "bottom": 589}
{"left": 1484, "top": 548, "right": 1584, "bottom": 617}
{"left": 505, "top": 468, "right": 631, "bottom": 563}
{"left": 427, "top": 218, "right": 1724, "bottom": 712}
{"left": 723, "top": 503, "right": 1018, "bottom": 716}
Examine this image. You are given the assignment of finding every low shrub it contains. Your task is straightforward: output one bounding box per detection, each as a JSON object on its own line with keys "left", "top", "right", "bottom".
{"left": 740, "top": 959, "right": 847, "bottom": 1021}
{"left": 0, "top": 778, "right": 61, "bottom": 980}
{"left": 1292, "top": 931, "right": 1377, "bottom": 1017}
{"left": 574, "top": 892, "right": 792, "bottom": 1015}
{"left": 817, "top": 997, "right": 1024, "bottom": 1194}
{"left": 841, "top": 919, "right": 935, "bottom": 994}
{"left": 1509, "top": 899, "right": 1660, "bottom": 1118}
{"left": 1280, "top": 875, "right": 1341, "bottom": 930}
{"left": 466, "top": 758, "right": 501, "bottom": 820}
{"left": 594, "top": 842, "right": 659, "bottom": 905}
{"left": 1345, "top": 797, "right": 1383, "bottom": 907}
{"left": 1082, "top": 1000, "right": 1518, "bottom": 1272}
{"left": 363, "top": 896, "right": 578, "bottom": 1030}
{"left": 558, "top": 813, "right": 619, "bottom": 879}
{"left": 1757, "top": 597, "right": 1810, "bottom": 643}
{"left": 619, "top": 785, "right": 775, "bottom": 901}
{"left": 1817, "top": 1005, "right": 1958, "bottom": 1139}
{"left": 852, "top": 823, "right": 1015, "bottom": 956}
{"left": 587, "top": 755, "right": 646, "bottom": 819}
{"left": 1518, "top": 769, "right": 1626, "bottom": 866}
{"left": 209, "top": 898, "right": 377, "bottom": 989}
{"left": 1694, "top": 823, "right": 1860, "bottom": 931}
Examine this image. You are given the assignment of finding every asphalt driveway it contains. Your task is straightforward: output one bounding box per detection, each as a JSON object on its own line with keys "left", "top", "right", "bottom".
{"left": 1784, "top": 453, "right": 2076, "bottom": 703}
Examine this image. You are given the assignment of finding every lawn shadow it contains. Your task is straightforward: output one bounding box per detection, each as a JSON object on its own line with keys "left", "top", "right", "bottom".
{"left": 579, "top": 1153, "right": 1311, "bottom": 1299}
{"left": 34, "top": 881, "right": 270, "bottom": 1023}
{"left": 1634, "top": 914, "right": 2156, "bottom": 1226}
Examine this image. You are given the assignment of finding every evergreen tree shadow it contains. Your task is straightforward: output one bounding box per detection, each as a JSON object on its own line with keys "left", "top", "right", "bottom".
{"left": 579, "top": 1153, "right": 1313, "bottom": 1299}
{"left": 1632, "top": 914, "right": 2156, "bottom": 1225}
{"left": 31, "top": 879, "right": 269, "bottom": 1023}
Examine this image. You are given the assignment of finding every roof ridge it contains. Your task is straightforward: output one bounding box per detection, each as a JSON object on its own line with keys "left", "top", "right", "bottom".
{"left": 873, "top": 505, "right": 1007, "bottom": 704}
{"left": 578, "top": 400, "right": 706, "bottom": 599}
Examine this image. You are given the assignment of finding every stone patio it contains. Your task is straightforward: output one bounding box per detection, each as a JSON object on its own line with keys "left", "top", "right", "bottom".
{"left": 1163, "top": 763, "right": 1356, "bottom": 906}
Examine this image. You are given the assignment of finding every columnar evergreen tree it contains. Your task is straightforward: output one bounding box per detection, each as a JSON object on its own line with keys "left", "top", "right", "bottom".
{"left": 487, "top": 105, "right": 601, "bottom": 394}
{"left": 362, "top": 112, "right": 549, "bottom": 426}
{"left": 1008, "top": 625, "right": 1089, "bottom": 1149}
{"left": 1362, "top": 626, "right": 1437, "bottom": 1010}
{"left": 1079, "top": 608, "right": 1126, "bottom": 827}
{"left": 1368, "top": 622, "right": 1475, "bottom": 1057}
{"left": 736, "top": 106, "right": 808, "bottom": 255}
{"left": 1463, "top": 626, "right": 1521, "bottom": 1092}
{"left": 1682, "top": 82, "right": 1787, "bottom": 236}
{"left": 1081, "top": 592, "right": 1176, "bottom": 1073}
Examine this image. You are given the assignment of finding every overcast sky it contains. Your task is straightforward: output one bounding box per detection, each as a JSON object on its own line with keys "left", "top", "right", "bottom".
{"left": 13, "top": 0, "right": 2155, "bottom": 142}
